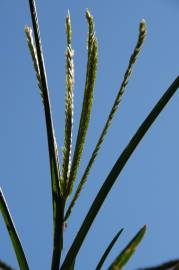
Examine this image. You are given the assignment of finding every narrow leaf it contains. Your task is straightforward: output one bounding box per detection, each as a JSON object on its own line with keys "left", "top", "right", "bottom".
{"left": 95, "top": 228, "right": 123, "bottom": 270}
{"left": 0, "top": 188, "right": 29, "bottom": 270}
{"left": 137, "top": 259, "right": 179, "bottom": 270}
{"left": 60, "top": 76, "right": 179, "bottom": 270}
{"left": 107, "top": 225, "right": 146, "bottom": 270}
{"left": 61, "top": 11, "right": 74, "bottom": 197}
{"left": 65, "top": 19, "right": 146, "bottom": 221}
{"left": 27, "top": 1, "right": 64, "bottom": 269}
{"left": 168, "top": 262, "right": 179, "bottom": 270}
{"left": 66, "top": 10, "right": 98, "bottom": 197}
{"left": 0, "top": 260, "right": 15, "bottom": 270}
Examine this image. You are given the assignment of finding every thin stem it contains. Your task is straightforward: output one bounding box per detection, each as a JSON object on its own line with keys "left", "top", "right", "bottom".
{"left": 28, "top": 1, "right": 64, "bottom": 269}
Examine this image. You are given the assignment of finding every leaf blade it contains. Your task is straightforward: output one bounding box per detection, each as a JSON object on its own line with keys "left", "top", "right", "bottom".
{"left": 0, "top": 260, "right": 16, "bottom": 270}
{"left": 107, "top": 225, "right": 146, "bottom": 270}
{"left": 0, "top": 189, "right": 29, "bottom": 270}
{"left": 137, "top": 259, "right": 179, "bottom": 270}
{"left": 95, "top": 228, "right": 123, "bottom": 270}
{"left": 60, "top": 76, "right": 179, "bottom": 270}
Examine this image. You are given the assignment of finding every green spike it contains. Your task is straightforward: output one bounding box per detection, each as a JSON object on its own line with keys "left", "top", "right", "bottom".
{"left": 107, "top": 225, "right": 146, "bottom": 270}
{"left": 64, "top": 19, "right": 146, "bottom": 221}
{"left": 66, "top": 10, "right": 98, "bottom": 197}
{"left": 61, "top": 10, "right": 74, "bottom": 196}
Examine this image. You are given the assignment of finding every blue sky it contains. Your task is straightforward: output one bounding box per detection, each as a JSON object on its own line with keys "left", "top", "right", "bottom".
{"left": 0, "top": 1, "right": 179, "bottom": 269}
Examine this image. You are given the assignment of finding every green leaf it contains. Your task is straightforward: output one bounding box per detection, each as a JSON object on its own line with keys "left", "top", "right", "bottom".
{"left": 95, "top": 229, "right": 123, "bottom": 270}
{"left": 0, "top": 260, "right": 15, "bottom": 270}
{"left": 172, "top": 262, "right": 179, "bottom": 270}
{"left": 0, "top": 189, "right": 29, "bottom": 270}
{"left": 60, "top": 76, "right": 179, "bottom": 270}
{"left": 27, "top": 1, "right": 64, "bottom": 269}
{"left": 66, "top": 10, "right": 98, "bottom": 197}
{"left": 107, "top": 225, "right": 146, "bottom": 270}
{"left": 64, "top": 19, "right": 146, "bottom": 222}
{"left": 137, "top": 259, "right": 179, "bottom": 270}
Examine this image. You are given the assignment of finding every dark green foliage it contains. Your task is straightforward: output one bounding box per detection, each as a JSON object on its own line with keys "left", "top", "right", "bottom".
{"left": 0, "top": 260, "right": 15, "bottom": 270}
{"left": 0, "top": 189, "right": 29, "bottom": 270}
{"left": 137, "top": 259, "right": 179, "bottom": 270}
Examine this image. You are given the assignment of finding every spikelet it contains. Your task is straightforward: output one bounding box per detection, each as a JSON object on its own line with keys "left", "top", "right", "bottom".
{"left": 25, "top": 25, "right": 61, "bottom": 190}
{"left": 65, "top": 10, "right": 98, "bottom": 197}
{"left": 24, "top": 26, "right": 43, "bottom": 102}
{"left": 86, "top": 9, "right": 95, "bottom": 52}
{"left": 27, "top": 2, "right": 64, "bottom": 269}
{"left": 61, "top": 11, "right": 74, "bottom": 196}
{"left": 64, "top": 19, "right": 146, "bottom": 221}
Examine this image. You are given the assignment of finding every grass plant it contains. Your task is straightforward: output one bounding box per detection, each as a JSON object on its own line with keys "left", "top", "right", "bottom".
{"left": 0, "top": 1, "right": 179, "bottom": 269}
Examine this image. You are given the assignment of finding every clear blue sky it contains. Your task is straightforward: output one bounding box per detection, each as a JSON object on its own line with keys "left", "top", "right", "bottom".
{"left": 0, "top": 1, "right": 179, "bottom": 269}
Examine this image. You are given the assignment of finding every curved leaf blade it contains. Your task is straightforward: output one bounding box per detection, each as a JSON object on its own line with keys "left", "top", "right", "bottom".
{"left": 0, "top": 188, "right": 29, "bottom": 270}
{"left": 173, "top": 263, "right": 179, "bottom": 270}
{"left": 60, "top": 76, "right": 179, "bottom": 270}
{"left": 107, "top": 225, "right": 146, "bottom": 270}
{"left": 0, "top": 260, "right": 15, "bottom": 270}
{"left": 137, "top": 259, "right": 179, "bottom": 270}
{"left": 95, "top": 228, "right": 123, "bottom": 270}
